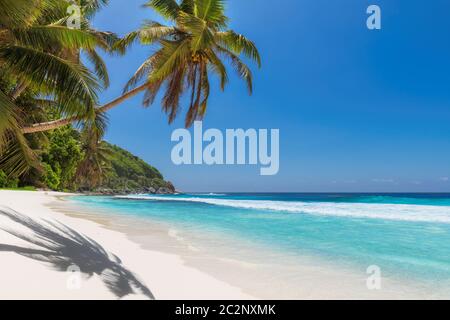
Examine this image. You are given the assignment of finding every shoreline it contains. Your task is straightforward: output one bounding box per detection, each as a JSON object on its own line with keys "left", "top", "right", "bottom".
{"left": 2, "top": 190, "right": 449, "bottom": 300}
{"left": 0, "top": 190, "right": 254, "bottom": 300}
{"left": 51, "top": 195, "right": 448, "bottom": 300}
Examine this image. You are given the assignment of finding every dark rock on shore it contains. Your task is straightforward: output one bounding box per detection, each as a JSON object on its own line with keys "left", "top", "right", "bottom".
{"left": 82, "top": 183, "right": 176, "bottom": 196}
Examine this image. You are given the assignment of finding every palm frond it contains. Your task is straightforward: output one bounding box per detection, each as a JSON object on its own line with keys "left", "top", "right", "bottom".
{"left": 205, "top": 48, "right": 228, "bottom": 90}
{"left": 0, "top": 45, "right": 100, "bottom": 117}
{"left": 142, "top": 81, "right": 164, "bottom": 107}
{"left": 123, "top": 55, "right": 159, "bottom": 93}
{"left": 0, "top": 89, "right": 20, "bottom": 150}
{"left": 148, "top": 39, "right": 191, "bottom": 82}
{"left": 180, "top": 0, "right": 195, "bottom": 14}
{"left": 144, "top": 0, "right": 180, "bottom": 20}
{"left": 0, "top": 129, "right": 41, "bottom": 177}
{"left": 177, "top": 11, "right": 213, "bottom": 51}
{"left": 114, "top": 22, "right": 176, "bottom": 54}
{"left": 198, "top": 62, "right": 210, "bottom": 118}
{"left": 216, "top": 46, "right": 253, "bottom": 94}
{"left": 140, "top": 22, "right": 177, "bottom": 44}
{"left": 86, "top": 49, "right": 110, "bottom": 88}
{"left": 9, "top": 26, "right": 99, "bottom": 51}
{"left": 114, "top": 31, "right": 140, "bottom": 55}
{"left": 215, "top": 30, "right": 261, "bottom": 67}
{"left": 0, "top": 0, "right": 41, "bottom": 28}
{"left": 193, "top": 0, "right": 227, "bottom": 28}
{"left": 80, "top": 0, "right": 110, "bottom": 18}
{"left": 163, "top": 66, "right": 186, "bottom": 122}
{"left": 30, "top": 98, "right": 58, "bottom": 110}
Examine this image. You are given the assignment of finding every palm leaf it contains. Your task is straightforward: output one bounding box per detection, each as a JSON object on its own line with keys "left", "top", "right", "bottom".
{"left": 163, "top": 66, "right": 187, "bottom": 122}
{"left": 0, "top": 45, "right": 100, "bottom": 117}
{"left": 193, "top": 0, "right": 227, "bottom": 28}
{"left": 140, "top": 22, "right": 177, "bottom": 44}
{"left": 215, "top": 31, "right": 261, "bottom": 67}
{"left": 9, "top": 26, "right": 99, "bottom": 51}
{"left": 180, "top": 0, "right": 195, "bottom": 14}
{"left": 0, "top": 129, "right": 41, "bottom": 177}
{"left": 177, "top": 11, "right": 213, "bottom": 51}
{"left": 115, "top": 21, "right": 176, "bottom": 54}
{"left": 86, "top": 49, "right": 110, "bottom": 88}
{"left": 0, "top": 0, "right": 41, "bottom": 28}
{"left": 148, "top": 39, "right": 191, "bottom": 82}
{"left": 216, "top": 46, "right": 253, "bottom": 94}
{"left": 0, "top": 89, "right": 20, "bottom": 150}
{"left": 198, "top": 62, "right": 210, "bottom": 117}
{"left": 204, "top": 48, "right": 228, "bottom": 90}
{"left": 123, "top": 55, "right": 159, "bottom": 93}
{"left": 145, "top": 0, "right": 180, "bottom": 20}
{"left": 80, "top": 0, "right": 110, "bottom": 18}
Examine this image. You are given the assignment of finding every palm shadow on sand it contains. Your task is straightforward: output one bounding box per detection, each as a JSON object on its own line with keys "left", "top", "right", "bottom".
{"left": 0, "top": 207, "right": 154, "bottom": 299}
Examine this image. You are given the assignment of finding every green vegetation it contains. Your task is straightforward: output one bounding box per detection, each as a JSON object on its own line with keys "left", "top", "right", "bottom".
{"left": 101, "top": 143, "right": 174, "bottom": 193}
{"left": 0, "top": 170, "right": 18, "bottom": 188}
{"left": 0, "top": 0, "right": 259, "bottom": 190}
{"left": 0, "top": 0, "right": 117, "bottom": 179}
{"left": 42, "top": 126, "right": 83, "bottom": 190}
{"left": 8, "top": 124, "right": 174, "bottom": 193}
{"left": 0, "top": 186, "right": 36, "bottom": 191}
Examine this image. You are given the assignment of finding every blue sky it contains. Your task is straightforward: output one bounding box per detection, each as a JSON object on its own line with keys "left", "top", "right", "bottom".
{"left": 91, "top": 0, "right": 450, "bottom": 192}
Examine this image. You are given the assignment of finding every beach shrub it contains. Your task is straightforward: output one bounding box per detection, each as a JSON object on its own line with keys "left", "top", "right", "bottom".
{"left": 43, "top": 163, "right": 61, "bottom": 190}
{"left": 41, "top": 126, "right": 83, "bottom": 190}
{"left": 7, "top": 177, "right": 19, "bottom": 188}
{"left": 0, "top": 170, "right": 19, "bottom": 188}
{"left": 0, "top": 170, "right": 7, "bottom": 187}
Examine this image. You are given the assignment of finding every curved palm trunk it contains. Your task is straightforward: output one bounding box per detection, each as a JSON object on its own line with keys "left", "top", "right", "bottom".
{"left": 21, "top": 84, "right": 149, "bottom": 134}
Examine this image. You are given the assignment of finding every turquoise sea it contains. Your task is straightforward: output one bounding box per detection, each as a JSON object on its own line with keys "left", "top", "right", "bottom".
{"left": 71, "top": 193, "right": 450, "bottom": 298}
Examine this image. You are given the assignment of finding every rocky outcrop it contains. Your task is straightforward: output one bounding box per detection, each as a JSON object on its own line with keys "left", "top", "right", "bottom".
{"left": 84, "top": 183, "right": 176, "bottom": 196}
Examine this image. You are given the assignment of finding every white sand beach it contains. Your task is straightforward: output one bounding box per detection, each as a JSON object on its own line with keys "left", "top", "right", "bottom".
{"left": 0, "top": 190, "right": 254, "bottom": 300}
{"left": 2, "top": 190, "right": 448, "bottom": 300}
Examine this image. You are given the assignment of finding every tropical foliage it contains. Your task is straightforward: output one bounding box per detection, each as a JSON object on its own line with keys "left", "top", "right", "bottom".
{"left": 0, "top": 0, "right": 115, "bottom": 178}
{"left": 4, "top": 123, "right": 174, "bottom": 192}
{"left": 100, "top": 142, "right": 173, "bottom": 193}
{"left": 0, "top": 169, "right": 18, "bottom": 188}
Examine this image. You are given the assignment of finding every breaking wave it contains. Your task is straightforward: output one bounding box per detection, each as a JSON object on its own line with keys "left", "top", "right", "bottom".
{"left": 115, "top": 195, "right": 450, "bottom": 224}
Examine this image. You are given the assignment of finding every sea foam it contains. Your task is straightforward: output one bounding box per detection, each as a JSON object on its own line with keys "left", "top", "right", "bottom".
{"left": 115, "top": 195, "right": 450, "bottom": 224}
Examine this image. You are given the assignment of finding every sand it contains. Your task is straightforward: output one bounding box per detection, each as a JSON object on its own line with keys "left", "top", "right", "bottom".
{"left": 2, "top": 190, "right": 447, "bottom": 300}
{"left": 0, "top": 190, "right": 254, "bottom": 300}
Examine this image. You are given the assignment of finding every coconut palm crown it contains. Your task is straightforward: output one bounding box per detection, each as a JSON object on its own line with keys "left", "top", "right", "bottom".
{"left": 117, "top": 0, "right": 261, "bottom": 127}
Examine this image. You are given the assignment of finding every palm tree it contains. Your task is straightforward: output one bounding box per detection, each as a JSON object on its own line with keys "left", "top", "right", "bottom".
{"left": 22, "top": 0, "right": 261, "bottom": 131}
{"left": 75, "top": 113, "right": 112, "bottom": 189}
{"left": 0, "top": 0, "right": 116, "bottom": 175}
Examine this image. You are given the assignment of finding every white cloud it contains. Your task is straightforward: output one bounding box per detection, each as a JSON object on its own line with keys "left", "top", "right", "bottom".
{"left": 371, "top": 178, "right": 395, "bottom": 183}
{"left": 439, "top": 177, "right": 449, "bottom": 182}
{"left": 330, "top": 180, "right": 357, "bottom": 184}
